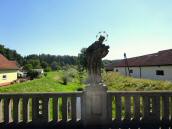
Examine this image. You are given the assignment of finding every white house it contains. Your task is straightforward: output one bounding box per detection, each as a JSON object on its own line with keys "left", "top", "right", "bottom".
{"left": 107, "top": 49, "right": 172, "bottom": 81}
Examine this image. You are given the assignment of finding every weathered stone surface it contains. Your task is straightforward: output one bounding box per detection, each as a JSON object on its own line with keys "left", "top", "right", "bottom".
{"left": 86, "top": 35, "right": 109, "bottom": 86}
{"left": 82, "top": 85, "right": 109, "bottom": 127}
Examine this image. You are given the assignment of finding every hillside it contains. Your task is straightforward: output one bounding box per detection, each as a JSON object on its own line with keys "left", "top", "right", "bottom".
{"left": 0, "top": 72, "right": 83, "bottom": 93}
{"left": 103, "top": 72, "right": 172, "bottom": 91}
{"left": 0, "top": 71, "right": 172, "bottom": 93}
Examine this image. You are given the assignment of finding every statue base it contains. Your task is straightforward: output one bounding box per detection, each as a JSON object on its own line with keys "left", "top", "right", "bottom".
{"left": 81, "top": 84, "right": 109, "bottom": 127}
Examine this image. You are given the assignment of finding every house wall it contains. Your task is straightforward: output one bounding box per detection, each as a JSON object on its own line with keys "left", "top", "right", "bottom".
{"left": 0, "top": 70, "right": 18, "bottom": 86}
{"left": 114, "top": 66, "right": 172, "bottom": 81}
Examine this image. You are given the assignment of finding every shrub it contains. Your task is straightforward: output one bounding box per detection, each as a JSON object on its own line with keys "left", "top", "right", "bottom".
{"left": 44, "top": 73, "right": 47, "bottom": 77}
{"left": 44, "top": 67, "right": 51, "bottom": 72}
{"left": 77, "top": 87, "right": 83, "bottom": 91}
{"left": 61, "top": 73, "right": 69, "bottom": 85}
{"left": 27, "top": 70, "right": 40, "bottom": 80}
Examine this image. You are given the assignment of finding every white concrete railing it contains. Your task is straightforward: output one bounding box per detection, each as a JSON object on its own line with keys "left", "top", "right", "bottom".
{"left": 0, "top": 92, "right": 82, "bottom": 126}
{"left": 107, "top": 91, "right": 172, "bottom": 127}
{"left": 0, "top": 91, "right": 172, "bottom": 128}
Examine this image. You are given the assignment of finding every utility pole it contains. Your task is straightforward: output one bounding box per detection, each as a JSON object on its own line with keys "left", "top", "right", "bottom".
{"left": 124, "top": 53, "right": 130, "bottom": 76}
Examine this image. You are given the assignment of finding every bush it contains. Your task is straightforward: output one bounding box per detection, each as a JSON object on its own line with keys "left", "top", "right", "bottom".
{"left": 77, "top": 87, "right": 83, "bottom": 91}
{"left": 44, "top": 67, "right": 51, "bottom": 72}
{"left": 61, "top": 73, "right": 69, "bottom": 85}
{"left": 44, "top": 73, "right": 47, "bottom": 77}
{"left": 27, "top": 70, "right": 40, "bottom": 80}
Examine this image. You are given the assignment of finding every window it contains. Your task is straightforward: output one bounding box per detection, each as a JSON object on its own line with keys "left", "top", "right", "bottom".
{"left": 129, "top": 69, "right": 133, "bottom": 73}
{"left": 2, "top": 75, "right": 7, "bottom": 80}
{"left": 156, "top": 70, "right": 164, "bottom": 76}
{"left": 115, "top": 69, "right": 119, "bottom": 72}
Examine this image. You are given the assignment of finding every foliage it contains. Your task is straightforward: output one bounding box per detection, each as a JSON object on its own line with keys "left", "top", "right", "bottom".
{"left": 77, "top": 48, "right": 87, "bottom": 84}
{"left": 59, "top": 67, "right": 79, "bottom": 85}
{"left": 51, "top": 61, "right": 58, "bottom": 71}
{"left": 0, "top": 72, "right": 84, "bottom": 93}
{"left": 61, "top": 73, "right": 69, "bottom": 85}
{"left": 78, "top": 48, "right": 87, "bottom": 71}
{"left": 0, "top": 44, "right": 78, "bottom": 69}
{"left": 103, "top": 72, "right": 172, "bottom": 91}
{"left": 0, "top": 44, "right": 23, "bottom": 65}
{"left": 41, "top": 61, "right": 49, "bottom": 69}
{"left": 27, "top": 70, "right": 40, "bottom": 80}
{"left": 25, "top": 59, "right": 42, "bottom": 69}
{"left": 44, "top": 66, "right": 51, "bottom": 72}
{"left": 24, "top": 64, "right": 33, "bottom": 71}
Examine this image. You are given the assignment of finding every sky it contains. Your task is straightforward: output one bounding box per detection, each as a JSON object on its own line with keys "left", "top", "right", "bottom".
{"left": 0, "top": 0, "right": 172, "bottom": 60}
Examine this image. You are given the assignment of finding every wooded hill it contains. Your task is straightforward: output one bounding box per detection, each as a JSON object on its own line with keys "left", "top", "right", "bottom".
{"left": 0, "top": 44, "right": 78, "bottom": 70}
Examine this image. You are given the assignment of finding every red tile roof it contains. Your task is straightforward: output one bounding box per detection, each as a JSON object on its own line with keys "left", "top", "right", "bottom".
{"left": 0, "top": 54, "right": 19, "bottom": 70}
{"left": 115, "top": 49, "right": 172, "bottom": 67}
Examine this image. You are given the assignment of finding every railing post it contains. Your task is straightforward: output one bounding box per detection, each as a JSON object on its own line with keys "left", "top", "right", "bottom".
{"left": 13, "top": 97, "right": 20, "bottom": 123}
{"left": 0, "top": 98, "right": 2, "bottom": 123}
{"left": 133, "top": 95, "right": 140, "bottom": 121}
{"left": 81, "top": 85, "right": 108, "bottom": 127}
{"left": 22, "top": 96, "right": 29, "bottom": 123}
{"left": 32, "top": 96, "right": 49, "bottom": 125}
{"left": 71, "top": 96, "right": 77, "bottom": 122}
{"left": 4, "top": 97, "right": 10, "bottom": 124}
{"left": 62, "top": 96, "right": 67, "bottom": 122}
{"left": 52, "top": 97, "right": 58, "bottom": 123}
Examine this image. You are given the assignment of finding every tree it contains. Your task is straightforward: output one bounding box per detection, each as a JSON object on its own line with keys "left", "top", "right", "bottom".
{"left": 24, "top": 64, "right": 33, "bottom": 71}
{"left": 78, "top": 48, "right": 87, "bottom": 71}
{"left": 77, "top": 48, "right": 87, "bottom": 84}
{"left": 41, "top": 61, "right": 48, "bottom": 69}
{"left": 0, "top": 44, "right": 24, "bottom": 65}
{"left": 30, "top": 59, "right": 41, "bottom": 69}
{"left": 51, "top": 61, "right": 58, "bottom": 71}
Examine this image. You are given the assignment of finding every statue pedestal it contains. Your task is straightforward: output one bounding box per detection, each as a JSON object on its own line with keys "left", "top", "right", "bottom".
{"left": 82, "top": 84, "right": 108, "bottom": 127}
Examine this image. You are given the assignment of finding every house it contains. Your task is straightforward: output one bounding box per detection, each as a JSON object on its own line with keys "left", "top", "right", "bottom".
{"left": 107, "top": 49, "right": 172, "bottom": 81}
{"left": 0, "top": 54, "right": 19, "bottom": 86}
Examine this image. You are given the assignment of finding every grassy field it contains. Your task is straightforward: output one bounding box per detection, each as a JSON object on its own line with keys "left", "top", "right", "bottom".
{"left": 0, "top": 71, "right": 172, "bottom": 93}
{"left": 0, "top": 71, "right": 84, "bottom": 93}
{"left": 103, "top": 72, "right": 172, "bottom": 91}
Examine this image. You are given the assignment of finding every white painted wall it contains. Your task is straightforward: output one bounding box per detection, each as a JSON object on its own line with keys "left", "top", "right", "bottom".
{"left": 114, "top": 66, "right": 172, "bottom": 81}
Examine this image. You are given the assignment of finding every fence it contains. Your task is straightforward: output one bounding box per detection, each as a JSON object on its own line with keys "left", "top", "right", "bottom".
{"left": 0, "top": 92, "right": 82, "bottom": 128}
{"left": 0, "top": 90, "right": 172, "bottom": 128}
{"left": 107, "top": 91, "right": 172, "bottom": 128}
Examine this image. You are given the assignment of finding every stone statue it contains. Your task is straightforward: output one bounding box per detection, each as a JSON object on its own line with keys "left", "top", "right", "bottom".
{"left": 86, "top": 35, "right": 109, "bottom": 86}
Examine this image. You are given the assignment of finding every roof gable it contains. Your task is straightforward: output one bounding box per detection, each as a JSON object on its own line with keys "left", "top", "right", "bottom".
{"left": 0, "top": 54, "right": 19, "bottom": 70}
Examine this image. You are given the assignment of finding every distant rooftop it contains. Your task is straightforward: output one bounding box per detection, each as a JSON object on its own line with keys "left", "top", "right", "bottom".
{"left": 0, "top": 54, "right": 19, "bottom": 70}
{"left": 117, "top": 49, "right": 172, "bottom": 67}
{"left": 105, "top": 49, "right": 172, "bottom": 70}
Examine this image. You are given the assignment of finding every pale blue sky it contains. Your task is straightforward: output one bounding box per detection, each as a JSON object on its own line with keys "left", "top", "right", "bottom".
{"left": 0, "top": 0, "right": 172, "bottom": 59}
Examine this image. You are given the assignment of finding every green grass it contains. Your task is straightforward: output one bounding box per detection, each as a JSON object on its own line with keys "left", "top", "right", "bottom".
{"left": 0, "top": 71, "right": 84, "bottom": 93}
{"left": 103, "top": 72, "right": 172, "bottom": 91}
{"left": 1, "top": 71, "right": 172, "bottom": 93}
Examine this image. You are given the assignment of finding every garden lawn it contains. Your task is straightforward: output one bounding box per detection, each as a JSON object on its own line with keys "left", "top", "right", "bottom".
{"left": 0, "top": 72, "right": 83, "bottom": 93}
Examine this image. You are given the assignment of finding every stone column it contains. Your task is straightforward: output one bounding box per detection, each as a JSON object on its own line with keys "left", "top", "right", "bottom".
{"left": 81, "top": 84, "right": 108, "bottom": 127}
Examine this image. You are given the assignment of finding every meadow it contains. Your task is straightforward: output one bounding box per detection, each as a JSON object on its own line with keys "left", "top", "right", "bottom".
{"left": 0, "top": 71, "right": 172, "bottom": 93}
{"left": 0, "top": 71, "right": 84, "bottom": 93}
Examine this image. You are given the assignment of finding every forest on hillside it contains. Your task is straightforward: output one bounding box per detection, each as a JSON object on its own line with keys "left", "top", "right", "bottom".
{"left": 0, "top": 44, "right": 78, "bottom": 71}
{"left": 0, "top": 44, "right": 111, "bottom": 71}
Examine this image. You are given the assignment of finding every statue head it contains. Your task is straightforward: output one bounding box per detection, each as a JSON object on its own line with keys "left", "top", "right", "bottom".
{"left": 98, "top": 35, "right": 105, "bottom": 42}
